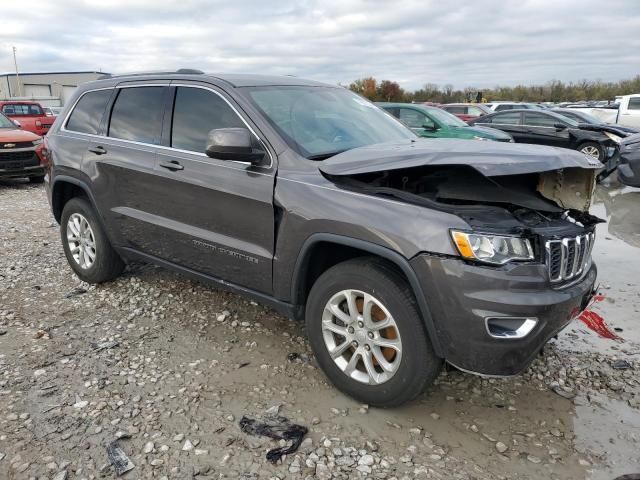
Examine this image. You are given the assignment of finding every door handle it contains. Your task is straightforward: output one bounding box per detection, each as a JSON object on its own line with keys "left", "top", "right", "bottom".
{"left": 88, "top": 146, "right": 107, "bottom": 155}
{"left": 159, "top": 160, "right": 184, "bottom": 171}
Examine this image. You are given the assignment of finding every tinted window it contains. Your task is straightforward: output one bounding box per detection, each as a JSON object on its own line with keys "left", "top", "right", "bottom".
{"left": 628, "top": 97, "right": 640, "bottom": 110}
{"left": 108, "top": 87, "right": 165, "bottom": 144}
{"left": 399, "top": 108, "right": 432, "bottom": 128}
{"left": 171, "top": 87, "right": 245, "bottom": 153}
{"left": 494, "top": 104, "right": 514, "bottom": 111}
{"left": 524, "top": 112, "right": 558, "bottom": 127}
{"left": 66, "top": 89, "right": 112, "bottom": 134}
{"left": 2, "top": 104, "right": 43, "bottom": 115}
{"left": 491, "top": 112, "right": 521, "bottom": 125}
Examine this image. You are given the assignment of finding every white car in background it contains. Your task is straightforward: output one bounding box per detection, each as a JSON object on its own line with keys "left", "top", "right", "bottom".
{"left": 485, "top": 102, "right": 543, "bottom": 112}
{"left": 567, "top": 94, "right": 640, "bottom": 128}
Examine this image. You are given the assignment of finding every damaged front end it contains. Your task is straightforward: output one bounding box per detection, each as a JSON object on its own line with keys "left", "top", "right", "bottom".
{"left": 320, "top": 139, "right": 603, "bottom": 286}
{"left": 319, "top": 139, "right": 602, "bottom": 375}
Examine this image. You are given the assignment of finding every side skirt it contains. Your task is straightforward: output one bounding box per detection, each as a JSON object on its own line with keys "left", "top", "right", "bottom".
{"left": 119, "top": 247, "right": 304, "bottom": 320}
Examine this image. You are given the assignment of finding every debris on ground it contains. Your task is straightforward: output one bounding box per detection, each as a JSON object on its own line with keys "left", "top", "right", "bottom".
{"left": 64, "top": 286, "right": 88, "bottom": 298}
{"left": 91, "top": 340, "right": 120, "bottom": 351}
{"left": 106, "top": 441, "right": 135, "bottom": 476}
{"left": 239, "top": 415, "right": 309, "bottom": 463}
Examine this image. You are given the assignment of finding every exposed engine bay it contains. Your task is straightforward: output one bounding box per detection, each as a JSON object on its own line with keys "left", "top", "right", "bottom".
{"left": 324, "top": 164, "right": 603, "bottom": 237}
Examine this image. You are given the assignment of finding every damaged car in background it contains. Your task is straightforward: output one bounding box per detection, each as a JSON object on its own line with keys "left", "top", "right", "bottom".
{"left": 46, "top": 73, "right": 601, "bottom": 407}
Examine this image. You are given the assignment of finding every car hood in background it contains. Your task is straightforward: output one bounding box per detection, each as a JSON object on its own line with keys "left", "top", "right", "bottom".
{"left": 0, "top": 128, "right": 40, "bottom": 142}
{"left": 576, "top": 123, "right": 639, "bottom": 137}
{"left": 319, "top": 139, "right": 601, "bottom": 177}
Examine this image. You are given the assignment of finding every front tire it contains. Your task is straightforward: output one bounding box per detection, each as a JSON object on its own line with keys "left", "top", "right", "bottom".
{"left": 578, "top": 141, "right": 604, "bottom": 161}
{"left": 305, "top": 257, "right": 441, "bottom": 407}
{"left": 60, "top": 197, "right": 124, "bottom": 283}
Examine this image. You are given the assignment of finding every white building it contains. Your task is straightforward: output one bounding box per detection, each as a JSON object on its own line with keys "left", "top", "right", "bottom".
{"left": 0, "top": 71, "right": 106, "bottom": 107}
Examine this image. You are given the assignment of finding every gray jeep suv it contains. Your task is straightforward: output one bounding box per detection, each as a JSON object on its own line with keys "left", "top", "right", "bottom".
{"left": 44, "top": 71, "right": 599, "bottom": 406}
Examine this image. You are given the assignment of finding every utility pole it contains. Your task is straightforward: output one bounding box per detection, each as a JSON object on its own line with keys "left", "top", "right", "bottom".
{"left": 12, "top": 46, "right": 22, "bottom": 97}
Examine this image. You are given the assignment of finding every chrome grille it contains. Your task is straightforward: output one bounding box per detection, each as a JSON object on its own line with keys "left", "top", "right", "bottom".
{"left": 546, "top": 232, "right": 594, "bottom": 284}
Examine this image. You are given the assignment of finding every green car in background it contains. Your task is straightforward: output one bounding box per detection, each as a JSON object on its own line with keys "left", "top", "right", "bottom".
{"left": 377, "top": 102, "right": 513, "bottom": 142}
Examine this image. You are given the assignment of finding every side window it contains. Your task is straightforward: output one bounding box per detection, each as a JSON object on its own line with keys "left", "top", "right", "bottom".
{"left": 108, "top": 87, "right": 165, "bottom": 144}
{"left": 171, "top": 87, "right": 245, "bottom": 153}
{"left": 66, "top": 90, "right": 112, "bottom": 135}
{"left": 491, "top": 112, "right": 522, "bottom": 125}
{"left": 399, "top": 108, "right": 432, "bottom": 129}
{"left": 524, "top": 112, "right": 558, "bottom": 127}
{"left": 467, "top": 106, "right": 484, "bottom": 116}
{"left": 494, "top": 104, "right": 513, "bottom": 111}
{"left": 628, "top": 97, "right": 640, "bottom": 110}
{"left": 444, "top": 106, "right": 465, "bottom": 115}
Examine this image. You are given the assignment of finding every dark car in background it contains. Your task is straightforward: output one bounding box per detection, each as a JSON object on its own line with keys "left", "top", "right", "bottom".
{"left": 469, "top": 109, "right": 620, "bottom": 161}
{"left": 440, "top": 103, "right": 492, "bottom": 122}
{"left": 617, "top": 133, "right": 640, "bottom": 187}
{"left": 377, "top": 102, "right": 512, "bottom": 142}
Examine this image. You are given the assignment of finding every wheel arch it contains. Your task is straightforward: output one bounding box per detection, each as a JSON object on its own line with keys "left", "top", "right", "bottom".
{"left": 291, "top": 233, "right": 444, "bottom": 357}
{"left": 51, "top": 176, "right": 96, "bottom": 223}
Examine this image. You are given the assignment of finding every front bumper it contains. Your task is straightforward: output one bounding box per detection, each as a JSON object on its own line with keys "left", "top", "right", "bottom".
{"left": 411, "top": 255, "right": 597, "bottom": 376}
{"left": 0, "top": 148, "right": 45, "bottom": 179}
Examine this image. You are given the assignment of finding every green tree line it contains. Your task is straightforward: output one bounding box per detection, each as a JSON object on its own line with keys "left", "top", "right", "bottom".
{"left": 348, "top": 76, "right": 640, "bottom": 103}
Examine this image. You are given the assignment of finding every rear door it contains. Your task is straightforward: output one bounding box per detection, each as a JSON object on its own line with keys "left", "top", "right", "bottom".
{"left": 145, "top": 83, "right": 276, "bottom": 293}
{"left": 475, "top": 112, "right": 525, "bottom": 141}
{"left": 85, "top": 82, "right": 170, "bottom": 251}
{"left": 522, "top": 112, "right": 570, "bottom": 147}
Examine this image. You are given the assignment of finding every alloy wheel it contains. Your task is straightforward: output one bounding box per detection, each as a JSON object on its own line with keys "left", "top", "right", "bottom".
{"left": 580, "top": 145, "right": 600, "bottom": 159}
{"left": 66, "top": 213, "right": 97, "bottom": 269}
{"left": 321, "top": 289, "right": 402, "bottom": 385}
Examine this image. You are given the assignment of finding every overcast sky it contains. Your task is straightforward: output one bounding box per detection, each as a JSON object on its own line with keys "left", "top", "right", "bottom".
{"left": 1, "top": 0, "right": 639, "bottom": 90}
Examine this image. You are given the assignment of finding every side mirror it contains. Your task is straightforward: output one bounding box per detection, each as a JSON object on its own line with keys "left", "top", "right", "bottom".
{"left": 205, "top": 128, "right": 266, "bottom": 164}
{"left": 554, "top": 123, "right": 567, "bottom": 131}
{"left": 422, "top": 124, "right": 438, "bottom": 132}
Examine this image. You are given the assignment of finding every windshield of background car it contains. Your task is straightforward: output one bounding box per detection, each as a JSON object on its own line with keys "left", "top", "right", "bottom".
{"left": 0, "top": 113, "right": 15, "bottom": 128}
{"left": 424, "top": 107, "right": 468, "bottom": 127}
{"left": 243, "top": 86, "right": 415, "bottom": 159}
{"left": 1, "top": 104, "right": 44, "bottom": 116}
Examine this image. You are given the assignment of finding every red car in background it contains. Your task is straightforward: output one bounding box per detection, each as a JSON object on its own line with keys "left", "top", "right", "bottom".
{"left": 0, "top": 112, "right": 46, "bottom": 182}
{"left": 441, "top": 103, "right": 491, "bottom": 122}
{"left": 0, "top": 101, "right": 55, "bottom": 137}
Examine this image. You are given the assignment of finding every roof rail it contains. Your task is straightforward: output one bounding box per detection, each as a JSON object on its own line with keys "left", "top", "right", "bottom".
{"left": 97, "top": 69, "right": 204, "bottom": 80}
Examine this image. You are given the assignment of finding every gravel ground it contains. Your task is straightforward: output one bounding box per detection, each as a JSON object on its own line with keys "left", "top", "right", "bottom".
{"left": 1, "top": 180, "right": 639, "bottom": 480}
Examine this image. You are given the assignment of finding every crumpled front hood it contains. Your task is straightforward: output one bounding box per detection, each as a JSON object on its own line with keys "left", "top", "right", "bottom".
{"left": 319, "top": 138, "right": 602, "bottom": 177}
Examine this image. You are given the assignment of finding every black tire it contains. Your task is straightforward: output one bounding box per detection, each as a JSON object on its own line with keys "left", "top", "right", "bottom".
{"left": 305, "top": 257, "right": 442, "bottom": 407}
{"left": 577, "top": 141, "right": 605, "bottom": 162}
{"left": 29, "top": 175, "right": 45, "bottom": 183}
{"left": 60, "top": 197, "right": 124, "bottom": 283}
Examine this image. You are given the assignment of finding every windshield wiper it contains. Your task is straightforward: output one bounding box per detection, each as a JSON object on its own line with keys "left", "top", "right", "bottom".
{"left": 307, "top": 149, "right": 349, "bottom": 161}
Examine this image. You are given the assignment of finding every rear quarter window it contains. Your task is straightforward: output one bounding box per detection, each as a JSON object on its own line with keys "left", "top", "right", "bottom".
{"left": 65, "top": 89, "right": 113, "bottom": 135}
{"left": 628, "top": 97, "right": 640, "bottom": 110}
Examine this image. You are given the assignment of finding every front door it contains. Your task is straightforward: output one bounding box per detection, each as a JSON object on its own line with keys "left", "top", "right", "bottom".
{"left": 521, "top": 112, "right": 570, "bottom": 147}
{"left": 147, "top": 84, "right": 275, "bottom": 294}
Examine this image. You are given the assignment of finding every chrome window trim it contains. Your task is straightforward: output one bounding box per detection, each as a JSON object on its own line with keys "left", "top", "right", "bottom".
{"left": 60, "top": 83, "right": 274, "bottom": 169}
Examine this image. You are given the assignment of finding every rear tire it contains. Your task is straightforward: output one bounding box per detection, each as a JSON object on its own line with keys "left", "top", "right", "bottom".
{"left": 305, "top": 257, "right": 442, "bottom": 407}
{"left": 577, "top": 141, "right": 604, "bottom": 161}
{"left": 60, "top": 197, "right": 124, "bottom": 283}
{"left": 29, "top": 175, "right": 45, "bottom": 183}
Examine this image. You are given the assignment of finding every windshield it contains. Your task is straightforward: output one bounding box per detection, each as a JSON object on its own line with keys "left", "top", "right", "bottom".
{"left": 243, "top": 86, "right": 415, "bottom": 159}
{"left": 424, "top": 107, "right": 468, "bottom": 127}
{"left": 0, "top": 113, "right": 16, "bottom": 128}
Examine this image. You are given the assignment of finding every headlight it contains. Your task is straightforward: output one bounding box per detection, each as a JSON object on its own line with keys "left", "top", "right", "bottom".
{"left": 604, "top": 131, "right": 622, "bottom": 144}
{"left": 472, "top": 135, "right": 490, "bottom": 141}
{"left": 32, "top": 139, "right": 43, "bottom": 146}
{"left": 451, "top": 230, "right": 534, "bottom": 265}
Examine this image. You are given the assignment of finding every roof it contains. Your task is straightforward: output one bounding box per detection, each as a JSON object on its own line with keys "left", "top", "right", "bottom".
{"left": 0, "top": 71, "right": 105, "bottom": 77}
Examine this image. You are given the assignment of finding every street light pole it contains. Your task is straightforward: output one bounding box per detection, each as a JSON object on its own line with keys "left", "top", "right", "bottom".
{"left": 12, "top": 46, "right": 22, "bottom": 97}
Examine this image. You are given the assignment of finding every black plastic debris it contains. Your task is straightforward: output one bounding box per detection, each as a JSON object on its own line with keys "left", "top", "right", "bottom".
{"left": 612, "top": 360, "right": 632, "bottom": 370}
{"left": 64, "top": 287, "right": 87, "bottom": 298}
{"left": 239, "top": 415, "right": 308, "bottom": 464}
{"left": 106, "top": 441, "right": 135, "bottom": 476}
